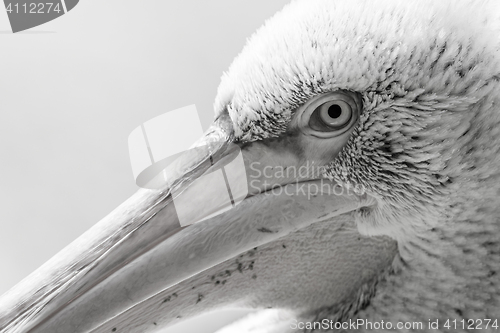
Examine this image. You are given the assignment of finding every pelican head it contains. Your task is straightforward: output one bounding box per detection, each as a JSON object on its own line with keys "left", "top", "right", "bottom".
{"left": 1, "top": 0, "right": 499, "bottom": 332}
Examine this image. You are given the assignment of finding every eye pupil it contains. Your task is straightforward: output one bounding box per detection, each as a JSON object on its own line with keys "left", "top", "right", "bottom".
{"left": 327, "top": 104, "right": 342, "bottom": 119}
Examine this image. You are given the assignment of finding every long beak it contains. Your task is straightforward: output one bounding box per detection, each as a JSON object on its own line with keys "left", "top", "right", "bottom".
{"left": 0, "top": 111, "right": 371, "bottom": 333}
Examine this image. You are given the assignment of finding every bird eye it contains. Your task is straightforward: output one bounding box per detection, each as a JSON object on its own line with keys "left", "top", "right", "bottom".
{"left": 298, "top": 91, "right": 360, "bottom": 138}
{"left": 316, "top": 100, "right": 352, "bottom": 129}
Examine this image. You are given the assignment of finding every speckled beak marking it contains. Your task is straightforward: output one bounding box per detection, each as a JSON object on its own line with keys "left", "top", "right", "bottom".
{"left": 0, "top": 111, "right": 370, "bottom": 333}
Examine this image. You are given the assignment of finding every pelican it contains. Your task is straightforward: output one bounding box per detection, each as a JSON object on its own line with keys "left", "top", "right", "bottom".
{"left": 1, "top": 0, "right": 499, "bottom": 332}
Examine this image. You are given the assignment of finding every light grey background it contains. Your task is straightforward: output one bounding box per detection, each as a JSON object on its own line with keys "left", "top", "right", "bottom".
{"left": 0, "top": 0, "right": 290, "bottom": 331}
